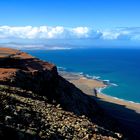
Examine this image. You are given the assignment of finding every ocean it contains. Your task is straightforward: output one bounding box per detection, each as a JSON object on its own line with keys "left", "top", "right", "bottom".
{"left": 25, "top": 48, "right": 140, "bottom": 103}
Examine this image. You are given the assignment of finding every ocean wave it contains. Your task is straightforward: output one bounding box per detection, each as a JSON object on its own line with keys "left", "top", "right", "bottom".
{"left": 58, "top": 68, "right": 120, "bottom": 95}
{"left": 96, "top": 87, "right": 107, "bottom": 93}
{"left": 94, "top": 86, "right": 140, "bottom": 104}
{"left": 102, "top": 79, "right": 118, "bottom": 86}
{"left": 58, "top": 66, "right": 67, "bottom": 71}
{"left": 100, "top": 93, "right": 140, "bottom": 105}
{"left": 110, "top": 83, "right": 118, "bottom": 86}
{"left": 58, "top": 68, "right": 140, "bottom": 104}
{"left": 73, "top": 72, "right": 84, "bottom": 75}
{"left": 84, "top": 74, "right": 100, "bottom": 80}
{"left": 58, "top": 68, "right": 118, "bottom": 87}
{"left": 58, "top": 67, "right": 140, "bottom": 104}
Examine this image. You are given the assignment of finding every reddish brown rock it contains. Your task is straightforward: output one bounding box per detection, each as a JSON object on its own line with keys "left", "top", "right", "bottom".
{"left": 0, "top": 47, "right": 102, "bottom": 117}
{"left": 0, "top": 47, "right": 57, "bottom": 86}
{"left": 0, "top": 47, "right": 124, "bottom": 140}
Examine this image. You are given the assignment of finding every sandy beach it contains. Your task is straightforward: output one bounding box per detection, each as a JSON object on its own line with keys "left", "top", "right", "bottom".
{"left": 59, "top": 71, "right": 140, "bottom": 111}
{"left": 59, "top": 70, "right": 140, "bottom": 139}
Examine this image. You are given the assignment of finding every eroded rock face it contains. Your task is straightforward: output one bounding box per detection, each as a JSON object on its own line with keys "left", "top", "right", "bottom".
{"left": 0, "top": 48, "right": 58, "bottom": 98}
{"left": 0, "top": 47, "right": 100, "bottom": 117}
{"left": 0, "top": 48, "right": 124, "bottom": 140}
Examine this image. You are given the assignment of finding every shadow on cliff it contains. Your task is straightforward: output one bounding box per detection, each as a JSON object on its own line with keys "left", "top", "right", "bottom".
{"left": 90, "top": 95, "right": 140, "bottom": 140}
{"left": 0, "top": 57, "right": 53, "bottom": 71}
{"left": 52, "top": 76, "right": 140, "bottom": 139}
{"left": 1, "top": 73, "right": 139, "bottom": 139}
{"left": 0, "top": 73, "right": 123, "bottom": 137}
{"left": 0, "top": 56, "right": 137, "bottom": 139}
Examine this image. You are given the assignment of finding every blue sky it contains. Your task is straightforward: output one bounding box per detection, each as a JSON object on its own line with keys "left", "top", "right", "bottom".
{"left": 0, "top": 0, "right": 140, "bottom": 28}
{"left": 0, "top": 0, "right": 140, "bottom": 47}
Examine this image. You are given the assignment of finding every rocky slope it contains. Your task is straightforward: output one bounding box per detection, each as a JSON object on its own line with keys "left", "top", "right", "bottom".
{"left": 0, "top": 48, "right": 124, "bottom": 140}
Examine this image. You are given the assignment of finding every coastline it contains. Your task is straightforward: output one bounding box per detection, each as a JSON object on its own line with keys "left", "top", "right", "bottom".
{"left": 59, "top": 69, "right": 140, "bottom": 138}
{"left": 59, "top": 70, "right": 140, "bottom": 113}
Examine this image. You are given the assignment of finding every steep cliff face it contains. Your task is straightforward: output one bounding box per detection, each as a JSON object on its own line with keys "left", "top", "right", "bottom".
{"left": 0, "top": 48, "right": 101, "bottom": 117}
{"left": 0, "top": 48, "right": 123, "bottom": 140}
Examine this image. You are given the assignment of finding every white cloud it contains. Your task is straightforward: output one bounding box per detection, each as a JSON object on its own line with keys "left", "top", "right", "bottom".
{"left": 101, "top": 27, "right": 140, "bottom": 41}
{"left": 0, "top": 25, "right": 100, "bottom": 39}
{"left": 72, "top": 27, "right": 89, "bottom": 38}
{"left": 0, "top": 26, "right": 140, "bottom": 41}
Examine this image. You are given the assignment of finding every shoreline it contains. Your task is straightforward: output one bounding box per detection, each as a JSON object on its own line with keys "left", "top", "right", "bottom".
{"left": 59, "top": 69, "right": 140, "bottom": 138}
{"left": 59, "top": 70, "right": 140, "bottom": 114}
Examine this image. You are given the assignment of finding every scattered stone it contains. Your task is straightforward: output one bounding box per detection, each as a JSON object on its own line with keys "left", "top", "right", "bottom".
{"left": 0, "top": 48, "right": 124, "bottom": 140}
{"left": 5, "top": 115, "right": 12, "bottom": 121}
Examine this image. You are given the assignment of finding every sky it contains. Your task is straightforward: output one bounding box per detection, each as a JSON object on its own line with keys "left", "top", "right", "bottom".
{"left": 0, "top": 0, "right": 140, "bottom": 47}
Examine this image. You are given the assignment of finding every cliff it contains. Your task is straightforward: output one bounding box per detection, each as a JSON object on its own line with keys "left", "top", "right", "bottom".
{"left": 0, "top": 48, "right": 123, "bottom": 140}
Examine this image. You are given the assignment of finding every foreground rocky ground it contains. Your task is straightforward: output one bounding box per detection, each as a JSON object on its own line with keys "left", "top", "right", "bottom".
{"left": 0, "top": 85, "right": 122, "bottom": 140}
{"left": 0, "top": 48, "right": 124, "bottom": 139}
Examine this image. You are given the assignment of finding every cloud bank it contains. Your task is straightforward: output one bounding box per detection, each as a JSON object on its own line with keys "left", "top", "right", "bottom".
{"left": 101, "top": 27, "right": 140, "bottom": 41}
{"left": 0, "top": 26, "right": 140, "bottom": 42}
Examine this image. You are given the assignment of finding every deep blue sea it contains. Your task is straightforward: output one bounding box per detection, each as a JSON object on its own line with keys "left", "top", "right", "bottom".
{"left": 25, "top": 48, "right": 140, "bottom": 103}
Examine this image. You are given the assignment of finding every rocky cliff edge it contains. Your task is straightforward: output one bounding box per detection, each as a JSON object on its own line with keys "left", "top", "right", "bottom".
{"left": 0, "top": 48, "right": 123, "bottom": 140}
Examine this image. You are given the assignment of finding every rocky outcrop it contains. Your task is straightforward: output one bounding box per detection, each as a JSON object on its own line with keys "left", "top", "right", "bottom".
{"left": 0, "top": 48, "right": 101, "bottom": 117}
{"left": 0, "top": 48, "right": 123, "bottom": 140}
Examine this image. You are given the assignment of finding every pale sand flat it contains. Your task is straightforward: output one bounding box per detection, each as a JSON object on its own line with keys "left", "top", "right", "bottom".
{"left": 60, "top": 71, "right": 140, "bottom": 112}
{"left": 60, "top": 71, "right": 140, "bottom": 138}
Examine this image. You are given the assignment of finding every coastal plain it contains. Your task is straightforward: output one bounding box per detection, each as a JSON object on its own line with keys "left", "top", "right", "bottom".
{"left": 60, "top": 71, "right": 140, "bottom": 139}
{"left": 0, "top": 47, "right": 124, "bottom": 140}
{"left": 60, "top": 71, "right": 140, "bottom": 112}
{"left": 1, "top": 47, "right": 140, "bottom": 139}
